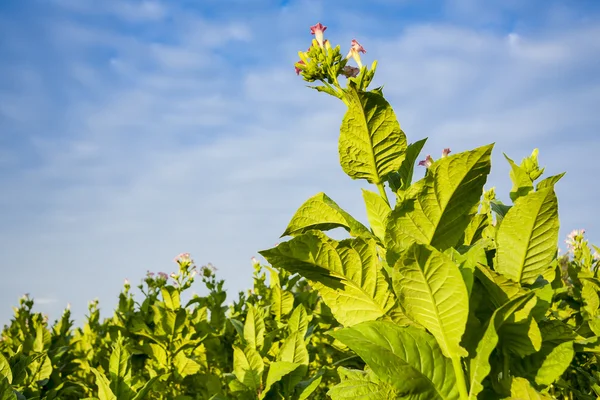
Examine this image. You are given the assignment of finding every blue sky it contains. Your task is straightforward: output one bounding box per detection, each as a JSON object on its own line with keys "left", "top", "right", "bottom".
{"left": 1, "top": 0, "right": 599, "bottom": 324}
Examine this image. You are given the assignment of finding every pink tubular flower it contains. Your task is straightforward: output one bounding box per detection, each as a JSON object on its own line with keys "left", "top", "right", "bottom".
{"left": 346, "top": 39, "right": 366, "bottom": 68}
{"left": 310, "top": 22, "right": 327, "bottom": 48}
{"left": 295, "top": 60, "right": 305, "bottom": 75}
{"left": 174, "top": 253, "right": 191, "bottom": 263}
{"left": 442, "top": 148, "right": 451, "bottom": 157}
{"left": 418, "top": 155, "right": 434, "bottom": 168}
{"left": 251, "top": 256, "right": 259, "bottom": 266}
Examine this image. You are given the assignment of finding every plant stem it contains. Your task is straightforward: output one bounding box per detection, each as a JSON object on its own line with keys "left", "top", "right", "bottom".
{"left": 451, "top": 357, "right": 469, "bottom": 400}
{"left": 376, "top": 182, "right": 390, "bottom": 207}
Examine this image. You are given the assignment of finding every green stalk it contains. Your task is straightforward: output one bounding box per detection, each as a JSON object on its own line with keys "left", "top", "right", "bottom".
{"left": 376, "top": 182, "right": 390, "bottom": 207}
{"left": 451, "top": 356, "right": 469, "bottom": 400}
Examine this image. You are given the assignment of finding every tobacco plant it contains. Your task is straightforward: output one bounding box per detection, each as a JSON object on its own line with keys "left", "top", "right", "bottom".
{"left": 260, "top": 23, "right": 600, "bottom": 399}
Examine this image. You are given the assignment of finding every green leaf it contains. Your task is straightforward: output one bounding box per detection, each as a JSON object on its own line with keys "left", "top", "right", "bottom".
{"left": 90, "top": 368, "right": 117, "bottom": 400}
{"left": 233, "top": 345, "right": 264, "bottom": 391}
{"left": 508, "top": 377, "right": 552, "bottom": 399}
{"left": 0, "top": 353, "right": 11, "bottom": 384}
{"left": 131, "top": 376, "right": 161, "bottom": 400}
{"left": 244, "top": 304, "right": 265, "bottom": 351}
{"left": 327, "top": 367, "right": 397, "bottom": 400}
{"left": 398, "top": 138, "right": 428, "bottom": 191}
{"left": 392, "top": 243, "right": 469, "bottom": 358}
{"left": 386, "top": 144, "right": 493, "bottom": 260}
{"left": 520, "top": 341, "right": 574, "bottom": 387}
{"left": 474, "top": 264, "right": 527, "bottom": 308}
{"left": 330, "top": 321, "right": 459, "bottom": 399}
{"left": 0, "top": 377, "right": 16, "bottom": 400}
{"left": 173, "top": 352, "right": 201, "bottom": 378}
{"left": 467, "top": 292, "right": 535, "bottom": 399}
{"left": 260, "top": 231, "right": 394, "bottom": 327}
{"left": 495, "top": 188, "right": 559, "bottom": 285}
{"left": 260, "top": 362, "right": 302, "bottom": 399}
{"left": 108, "top": 339, "right": 132, "bottom": 398}
{"left": 282, "top": 193, "right": 373, "bottom": 238}
{"left": 339, "top": 85, "right": 407, "bottom": 184}
{"left": 490, "top": 201, "right": 512, "bottom": 222}
{"left": 361, "top": 189, "right": 391, "bottom": 242}
{"left": 499, "top": 297, "right": 543, "bottom": 357}
{"left": 270, "top": 285, "right": 294, "bottom": 322}
{"left": 295, "top": 373, "right": 323, "bottom": 400}
{"left": 278, "top": 332, "right": 309, "bottom": 365}
{"left": 505, "top": 154, "right": 533, "bottom": 202}
{"left": 161, "top": 286, "right": 181, "bottom": 310}
{"left": 536, "top": 172, "right": 565, "bottom": 190}
{"left": 287, "top": 304, "right": 309, "bottom": 337}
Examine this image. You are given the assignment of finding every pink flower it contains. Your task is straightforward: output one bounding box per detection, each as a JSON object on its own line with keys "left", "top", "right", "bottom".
{"left": 157, "top": 272, "right": 169, "bottom": 280}
{"left": 310, "top": 22, "right": 327, "bottom": 48}
{"left": 295, "top": 60, "right": 305, "bottom": 75}
{"left": 146, "top": 271, "right": 155, "bottom": 277}
{"left": 442, "top": 148, "right": 451, "bottom": 157}
{"left": 346, "top": 39, "right": 366, "bottom": 68}
{"left": 124, "top": 278, "right": 130, "bottom": 285}
{"left": 251, "top": 256, "right": 260, "bottom": 266}
{"left": 174, "top": 253, "right": 191, "bottom": 263}
{"left": 341, "top": 65, "right": 360, "bottom": 78}
{"left": 418, "top": 155, "right": 434, "bottom": 168}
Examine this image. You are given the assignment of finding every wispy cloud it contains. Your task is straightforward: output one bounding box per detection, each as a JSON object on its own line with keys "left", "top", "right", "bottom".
{"left": 0, "top": 0, "right": 599, "bottom": 323}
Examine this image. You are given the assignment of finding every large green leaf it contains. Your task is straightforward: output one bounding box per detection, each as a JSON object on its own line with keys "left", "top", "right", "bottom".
{"left": 173, "top": 352, "right": 201, "bottom": 378}
{"left": 244, "top": 304, "right": 265, "bottom": 351}
{"left": 339, "top": 85, "right": 407, "bottom": 184}
{"left": 330, "top": 321, "right": 459, "bottom": 399}
{"left": 386, "top": 144, "right": 493, "bottom": 261}
{"left": 233, "top": 345, "right": 264, "bottom": 391}
{"left": 467, "top": 292, "right": 535, "bottom": 399}
{"left": 536, "top": 172, "right": 565, "bottom": 191}
{"left": 269, "top": 285, "right": 294, "bottom": 322}
{"left": 260, "top": 231, "right": 394, "bottom": 326}
{"left": 282, "top": 193, "right": 372, "bottom": 238}
{"left": 0, "top": 377, "right": 16, "bottom": 400}
{"left": 327, "top": 367, "right": 397, "bottom": 400}
{"left": 495, "top": 188, "right": 559, "bottom": 285}
{"left": 392, "top": 243, "right": 469, "bottom": 358}
{"left": 361, "top": 189, "right": 391, "bottom": 242}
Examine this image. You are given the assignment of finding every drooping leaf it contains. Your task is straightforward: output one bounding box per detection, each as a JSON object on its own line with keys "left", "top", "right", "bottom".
{"left": 475, "top": 264, "right": 527, "bottom": 308}
{"left": 260, "top": 231, "right": 394, "bottom": 326}
{"left": 386, "top": 144, "right": 493, "bottom": 261}
{"left": 392, "top": 243, "right": 469, "bottom": 358}
{"left": 467, "top": 292, "right": 535, "bottom": 399}
{"left": 327, "top": 367, "right": 397, "bottom": 400}
{"left": 330, "top": 321, "right": 459, "bottom": 399}
{"left": 339, "top": 84, "right": 407, "bottom": 184}
{"left": 495, "top": 188, "right": 560, "bottom": 285}
{"left": 282, "top": 193, "right": 373, "bottom": 238}
{"left": 361, "top": 189, "right": 391, "bottom": 242}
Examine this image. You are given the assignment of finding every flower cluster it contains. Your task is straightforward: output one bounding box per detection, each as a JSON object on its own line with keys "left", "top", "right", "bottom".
{"left": 294, "top": 23, "right": 375, "bottom": 97}
{"left": 418, "top": 148, "right": 451, "bottom": 168}
{"left": 566, "top": 229, "right": 585, "bottom": 253}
